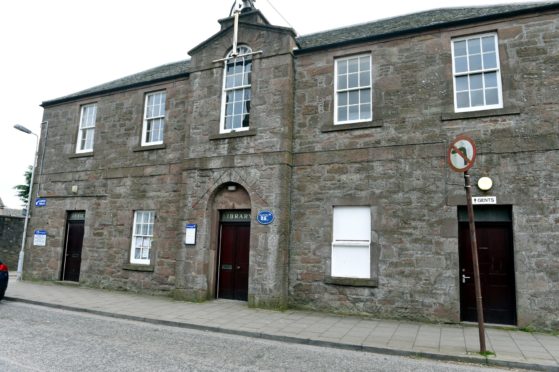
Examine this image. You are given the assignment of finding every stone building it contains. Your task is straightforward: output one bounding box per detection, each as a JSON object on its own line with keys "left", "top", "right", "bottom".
{"left": 24, "top": 2, "right": 559, "bottom": 330}
{"left": 0, "top": 197, "right": 24, "bottom": 269}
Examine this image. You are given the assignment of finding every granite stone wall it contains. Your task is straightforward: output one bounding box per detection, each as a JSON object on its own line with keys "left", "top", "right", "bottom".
{"left": 290, "top": 12, "right": 559, "bottom": 330}
{"left": 24, "top": 9, "right": 558, "bottom": 330}
{"left": 0, "top": 216, "right": 24, "bottom": 270}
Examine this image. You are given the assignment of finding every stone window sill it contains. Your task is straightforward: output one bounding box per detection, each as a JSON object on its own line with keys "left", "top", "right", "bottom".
{"left": 441, "top": 106, "right": 520, "bottom": 121}
{"left": 209, "top": 128, "right": 256, "bottom": 140}
{"left": 68, "top": 152, "right": 94, "bottom": 159}
{"left": 324, "top": 276, "right": 378, "bottom": 287}
{"left": 123, "top": 263, "right": 154, "bottom": 272}
{"left": 133, "top": 144, "right": 166, "bottom": 152}
{"left": 322, "top": 121, "right": 382, "bottom": 133}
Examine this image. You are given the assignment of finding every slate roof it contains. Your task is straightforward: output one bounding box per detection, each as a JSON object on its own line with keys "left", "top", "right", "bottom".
{"left": 42, "top": 2, "right": 558, "bottom": 106}
{"left": 42, "top": 59, "right": 191, "bottom": 107}
{"left": 296, "top": 2, "right": 559, "bottom": 51}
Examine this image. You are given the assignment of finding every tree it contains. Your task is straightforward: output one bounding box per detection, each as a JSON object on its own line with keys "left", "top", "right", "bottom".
{"left": 14, "top": 166, "right": 32, "bottom": 206}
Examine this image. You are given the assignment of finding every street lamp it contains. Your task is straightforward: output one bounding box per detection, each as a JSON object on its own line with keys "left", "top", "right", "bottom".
{"left": 14, "top": 124, "right": 39, "bottom": 281}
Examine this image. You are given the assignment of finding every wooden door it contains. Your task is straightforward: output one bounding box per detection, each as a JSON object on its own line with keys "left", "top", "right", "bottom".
{"left": 459, "top": 222, "right": 516, "bottom": 325}
{"left": 62, "top": 218, "right": 84, "bottom": 282}
{"left": 217, "top": 223, "right": 250, "bottom": 301}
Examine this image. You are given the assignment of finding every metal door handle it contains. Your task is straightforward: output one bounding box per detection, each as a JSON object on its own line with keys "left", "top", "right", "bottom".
{"left": 462, "top": 274, "right": 471, "bottom": 283}
{"left": 236, "top": 266, "right": 241, "bottom": 270}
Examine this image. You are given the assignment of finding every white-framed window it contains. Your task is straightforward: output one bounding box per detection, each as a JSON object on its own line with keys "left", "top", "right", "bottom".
{"left": 76, "top": 103, "right": 97, "bottom": 153}
{"left": 142, "top": 91, "right": 166, "bottom": 146}
{"left": 220, "top": 45, "right": 252, "bottom": 134}
{"left": 452, "top": 33, "right": 503, "bottom": 112}
{"left": 331, "top": 206, "right": 371, "bottom": 278}
{"left": 334, "top": 54, "right": 372, "bottom": 124}
{"left": 130, "top": 210, "right": 155, "bottom": 265}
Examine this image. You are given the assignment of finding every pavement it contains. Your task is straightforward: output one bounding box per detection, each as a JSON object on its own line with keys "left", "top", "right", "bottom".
{"left": 4, "top": 276, "right": 559, "bottom": 371}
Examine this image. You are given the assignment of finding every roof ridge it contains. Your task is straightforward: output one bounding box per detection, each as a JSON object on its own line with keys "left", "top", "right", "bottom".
{"left": 296, "top": 2, "right": 559, "bottom": 50}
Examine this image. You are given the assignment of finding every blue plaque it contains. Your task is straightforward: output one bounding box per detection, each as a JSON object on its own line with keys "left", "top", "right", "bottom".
{"left": 256, "top": 210, "right": 274, "bottom": 225}
{"left": 35, "top": 198, "right": 47, "bottom": 207}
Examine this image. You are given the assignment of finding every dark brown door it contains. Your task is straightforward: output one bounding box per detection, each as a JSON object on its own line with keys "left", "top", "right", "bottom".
{"left": 459, "top": 221, "right": 516, "bottom": 325}
{"left": 62, "top": 219, "right": 84, "bottom": 282}
{"left": 217, "top": 223, "right": 250, "bottom": 301}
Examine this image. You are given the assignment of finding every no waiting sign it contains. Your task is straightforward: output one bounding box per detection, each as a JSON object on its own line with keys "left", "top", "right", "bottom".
{"left": 448, "top": 135, "right": 476, "bottom": 173}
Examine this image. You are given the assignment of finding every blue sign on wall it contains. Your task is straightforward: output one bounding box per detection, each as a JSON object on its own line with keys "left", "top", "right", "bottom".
{"left": 35, "top": 198, "right": 47, "bottom": 207}
{"left": 256, "top": 210, "right": 274, "bottom": 225}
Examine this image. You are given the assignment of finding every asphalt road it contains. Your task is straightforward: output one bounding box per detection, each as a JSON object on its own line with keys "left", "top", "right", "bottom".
{"left": 0, "top": 301, "right": 513, "bottom": 371}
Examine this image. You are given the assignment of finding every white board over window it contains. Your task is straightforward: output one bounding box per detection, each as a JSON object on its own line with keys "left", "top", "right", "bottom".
{"left": 331, "top": 206, "right": 371, "bottom": 278}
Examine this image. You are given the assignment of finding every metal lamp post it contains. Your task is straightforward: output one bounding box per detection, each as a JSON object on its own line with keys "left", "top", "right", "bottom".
{"left": 14, "top": 124, "right": 39, "bottom": 281}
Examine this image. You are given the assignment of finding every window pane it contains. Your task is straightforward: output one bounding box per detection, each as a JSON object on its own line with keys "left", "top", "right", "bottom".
{"left": 348, "top": 105, "right": 359, "bottom": 121}
{"left": 360, "top": 104, "right": 371, "bottom": 119}
{"left": 234, "top": 102, "right": 243, "bottom": 116}
{"left": 338, "top": 60, "right": 348, "bottom": 75}
{"left": 359, "top": 56, "right": 370, "bottom": 71}
{"left": 470, "top": 90, "right": 484, "bottom": 106}
{"left": 338, "top": 107, "right": 347, "bottom": 122}
{"left": 233, "top": 115, "right": 242, "bottom": 129}
{"left": 243, "top": 72, "right": 252, "bottom": 85}
{"left": 338, "top": 92, "right": 348, "bottom": 106}
{"left": 226, "top": 91, "right": 234, "bottom": 104}
{"left": 457, "top": 92, "right": 470, "bottom": 108}
{"left": 482, "top": 36, "right": 495, "bottom": 52}
{"left": 348, "top": 90, "right": 359, "bottom": 105}
{"left": 224, "top": 116, "right": 233, "bottom": 130}
{"left": 337, "top": 75, "right": 347, "bottom": 90}
{"left": 359, "top": 71, "right": 370, "bottom": 86}
{"left": 348, "top": 58, "right": 359, "bottom": 73}
{"left": 455, "top": 76, "right": 468, "bottom": 91}
{"left": 454, "top": 56, "right": 468, "bottom": 73}
{"left": 467, "top": 38, "right": 481, "bottom": 54}
{"left": 234, "top": 74, "right": 243, "bottom": 87}
{"left": 347, "top": 73, "right": 358, "bottom": 88}
{"left": 483, "top": 52, "right": 497, "bottom": 69}
{"left": 454, "top": 40, "right": 467, "bottom": 56}
{"left": 469, "top": 74, "right": 483, "bottom": 90}
{"left": 226, "top": 103, "right": 233, "bottom": 115}
{"left": 226, "top": 75, "right": 234, "bottom": 89}
{"left": 485, "top": 88, "right": 499, "bottom": 105}
{"left": 469, "top": 54, "right": 482, "bottom": 71}
{"left": 360, "top": 89, "right": 371, "bottom": 105}
{"left": 484, "top": 72, "right": 497, "bottom": 88}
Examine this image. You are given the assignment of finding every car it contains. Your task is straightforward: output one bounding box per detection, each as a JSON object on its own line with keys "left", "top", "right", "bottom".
{"left": 0, "top": 260, "right": 8, "bottom": 301}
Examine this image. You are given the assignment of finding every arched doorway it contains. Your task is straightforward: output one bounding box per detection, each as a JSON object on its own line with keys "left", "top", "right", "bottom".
{"left": 211, "top": 183, "right": 251, "bottom": 301}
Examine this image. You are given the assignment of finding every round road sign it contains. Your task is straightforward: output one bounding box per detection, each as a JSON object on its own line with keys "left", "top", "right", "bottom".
{"left": 448, "top": 135, "right": 477, "bottom": 173}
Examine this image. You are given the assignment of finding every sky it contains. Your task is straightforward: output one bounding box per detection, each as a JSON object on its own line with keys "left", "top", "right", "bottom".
{"left": 0, "top": 0, "right": 545, "bottom": 208}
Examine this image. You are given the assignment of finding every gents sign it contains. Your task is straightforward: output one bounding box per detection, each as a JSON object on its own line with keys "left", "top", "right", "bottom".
{"left": 448, "top": 135, "right": 477, "bottom": 173}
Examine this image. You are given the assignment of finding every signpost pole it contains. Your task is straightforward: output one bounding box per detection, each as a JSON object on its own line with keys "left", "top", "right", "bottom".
{"left": 464, "top": 170, "right": 486, "bottom": 353}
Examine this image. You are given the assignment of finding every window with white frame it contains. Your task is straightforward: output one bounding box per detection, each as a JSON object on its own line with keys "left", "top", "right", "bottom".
{"left": 142, "top": 91, "right": 166, "bottom": 145}
{"left": 130, "top": 211, "right": 155, "bottom": 265}
{"left": 76, "top": 103, "right": 97, "bottom": 153}
{"left": 335, "top": 54, "right": 372, "bottom": 124}
{"left": 331, "top": 206, "right": 371, "bottom": 278}
{"left": 220, "top": 45, "right": 252, "bottom": 133}
{"left": 452, "top": 33, "right": 503, "bottom": 112}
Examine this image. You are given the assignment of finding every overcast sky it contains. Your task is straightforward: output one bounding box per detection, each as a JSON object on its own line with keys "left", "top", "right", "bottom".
{"left": 0, "top": 0, "right": 544, "bottom": 208}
